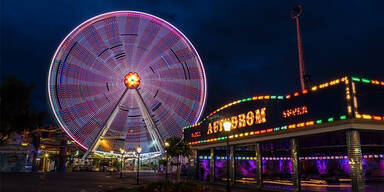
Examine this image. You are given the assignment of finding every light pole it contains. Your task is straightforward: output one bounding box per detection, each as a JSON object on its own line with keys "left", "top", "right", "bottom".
{"left": 223, "top": 121, "right": 231, "bottom": 192}
{"left": 42, "top": 152, "right": 49, "bottom": 172}
{"left": 164, "top": 141, "right": 170, "bottom": 181}
{"left": 136, "top": 145, "right": 142, "bottom": 185}
{"left": 120, "top": 149, "right": 125, "bottom": 178}
{"left": 109, "top": 151, "right": 114, "bottom": 175}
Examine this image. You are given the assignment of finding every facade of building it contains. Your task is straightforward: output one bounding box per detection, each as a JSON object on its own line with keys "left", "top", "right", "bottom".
{"left": 184, "top": 76, "right": 384, "bottom": 192}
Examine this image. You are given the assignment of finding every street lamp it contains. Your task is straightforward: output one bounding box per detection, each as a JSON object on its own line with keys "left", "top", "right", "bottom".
{"left": 223, "top": 121, "right": 231, "bottom": 192}
{"left": 110, "top": 150, "right": 114, "bottom": 170}
{"left": 120, "top": 149, "right": 125, "bottom": 178}
{"left": 136, "top": 145, "right": 142, "bottom": 185}
{"left": 164, "top": 141, "right": 170, "bottom": 181}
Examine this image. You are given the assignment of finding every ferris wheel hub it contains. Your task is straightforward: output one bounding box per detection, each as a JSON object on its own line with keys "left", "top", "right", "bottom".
{"left": 124, "top": 72, "right": 141, "bottom": 88}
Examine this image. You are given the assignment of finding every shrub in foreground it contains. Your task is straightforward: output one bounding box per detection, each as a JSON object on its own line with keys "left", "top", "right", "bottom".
{"left": 140, "top": 180, "right": 214, "bottom": 192}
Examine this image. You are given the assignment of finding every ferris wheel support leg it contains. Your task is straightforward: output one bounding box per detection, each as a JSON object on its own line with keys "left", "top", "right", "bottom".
{"left": 133, "top": 89, "right": 165, "bottom": 154}
{"left": 82, "top": 88, "right": 129, "bottom": 160}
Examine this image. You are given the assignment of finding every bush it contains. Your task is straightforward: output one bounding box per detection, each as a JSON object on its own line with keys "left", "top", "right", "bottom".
{"left": 139, "top": 180, "right": 214, "bottom": 192}
{"left": 143, "top": 180, "right": 174, "bottom": 192}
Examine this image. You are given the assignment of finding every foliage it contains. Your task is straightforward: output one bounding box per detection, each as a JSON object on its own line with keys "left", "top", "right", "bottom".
{"left": 138, "top": 180, "right": 215, "bottom": 192}
{"left": 0, "top": 76, "right": 47, "bottom": 144}
{"left": 142, "top": 180, "right": 174, "bottom": 192}
{"left": 165, "top": 137, "right": 192, "bottom": 182}
{"left": 158, "top": 159, "right": 167, "bottom": 166}
{"left": 112, "top": 159, "right": 122, "bottom": 169}
{"left": 165, "top": 137, "right": 192, "bottom": 158}
{"left": 103, "top": 188, "right": 137, "bottom": 192}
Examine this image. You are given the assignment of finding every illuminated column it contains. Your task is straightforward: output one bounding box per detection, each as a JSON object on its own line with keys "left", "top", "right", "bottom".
{"left": 210, "top": 148, "right": 215, "bottom": 183}
{"left": 347, "top": 130, "right": 365, "bottom": 192}
{"left": 255, "top": 143, "right": 263, "bottom": 189}
{"left": 230, "top": 146, "right": 235, "bottom": 184}
{"left": 290, "top": 138, "right": 301, "bottom": 192}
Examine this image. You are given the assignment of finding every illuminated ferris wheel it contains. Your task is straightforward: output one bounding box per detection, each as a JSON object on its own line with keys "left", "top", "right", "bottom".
{"left": 47, "top": 11, "right": 207, "bottom": 158}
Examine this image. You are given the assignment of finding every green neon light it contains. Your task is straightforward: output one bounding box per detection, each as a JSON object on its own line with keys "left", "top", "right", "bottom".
{"left": 328, "top": 117, "right": 334, "bottom": 122}
{"left": 241, "top": 99, "right": 247, "bottom": 102}
{"left": 316, "top": 120, "right": 322, "bottom": 124}
{"left": 247, "top": 97, "right": 252, "bottom": 101}
{"left": 271, "top": 96, "right": 277, "bottom": 99}
{"left": 362, "top": 78, "right": 370, "bottom": 83}
{"left": 277, "top": 96, "right": 284, "bottom": 99}
{"left": 351, "top": 77, "right": 361, "bottom": 82}
{"left": 340, "top": 115, "right": 347, "bottom": 120}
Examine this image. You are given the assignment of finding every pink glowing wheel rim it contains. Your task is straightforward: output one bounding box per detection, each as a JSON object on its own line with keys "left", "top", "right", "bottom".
{"left": 48, "top": 11, "right": 207, "bottom": 152}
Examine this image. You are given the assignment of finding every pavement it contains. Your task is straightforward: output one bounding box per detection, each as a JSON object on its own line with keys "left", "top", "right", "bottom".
{"left": 1, "top": 171, "right": 227, "bottom": 192}
{"left": 1, "top": 171, "right": 383, "bottom": 192}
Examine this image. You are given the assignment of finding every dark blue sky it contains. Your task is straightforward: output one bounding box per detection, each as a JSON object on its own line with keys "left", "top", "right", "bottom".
{"left": 2, "top": 0, "right": 384, "bottom": 123}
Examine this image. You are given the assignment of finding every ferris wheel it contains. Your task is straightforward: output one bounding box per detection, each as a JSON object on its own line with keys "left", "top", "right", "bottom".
{"left": 47, "top": 11, "right": 207, "bottom": 158}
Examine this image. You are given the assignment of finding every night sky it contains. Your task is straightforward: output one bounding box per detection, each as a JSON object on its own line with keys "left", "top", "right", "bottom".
{"left": 2, "top": 0, "right": 384, "bottom": 124}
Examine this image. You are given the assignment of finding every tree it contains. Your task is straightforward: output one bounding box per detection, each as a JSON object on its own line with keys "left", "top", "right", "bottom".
{"left": 165, "top": 136, "right": 192, "bottom": 182}
{"left": 0, "top": 76, "right": 47, "bottom": 144}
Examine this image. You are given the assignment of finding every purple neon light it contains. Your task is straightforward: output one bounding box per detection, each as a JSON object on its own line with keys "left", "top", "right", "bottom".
{"left": 48, "top": 11, "right": 207, "bottom": 152}
{"left": 199, "top": 160, "right": 210, "bottom": 181}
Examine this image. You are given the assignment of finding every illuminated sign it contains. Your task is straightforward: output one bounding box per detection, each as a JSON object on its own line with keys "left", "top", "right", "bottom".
{"left": 283, "top": 106, "right": 308, "bottom": 118}
{"left": 191, "top": 131, "right": 201, "bottom": 138}
{"left": 207, "top": 108, "right": 266, "bottom": 135}
{"left": 185, "top": 78, "right": 349, "bottom": 143}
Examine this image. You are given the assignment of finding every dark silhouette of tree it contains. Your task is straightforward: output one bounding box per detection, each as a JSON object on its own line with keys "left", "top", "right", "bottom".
{"left": 0, "top": 76, "right": 47, "bottom": 144}
{"left": 165, "top": 136, "right": 192, "bottom": 182}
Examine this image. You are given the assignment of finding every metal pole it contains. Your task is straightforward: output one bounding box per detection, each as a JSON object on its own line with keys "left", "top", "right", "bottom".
{"left": 226, "top": 136, "right": 231, "bottom": 192}
{"left": 120, "top": 155, "right": 123, "bottom": 178}
{"left": 165, "top": 156, "right": 169, "bottom": 181}
{"left": 291, "top": 5, "right": 307, "bottom": 91}
{"left": 136, "top": 153, "right": 140, "bottom": 185}
{"left": 255, "top": 143, "right": 262, "bottom": 190}
{"left": 210, "top": 148, "right": 215, "bottom": 183}
{"left": 290, "top": 138, "right": 301, "bottom": 192}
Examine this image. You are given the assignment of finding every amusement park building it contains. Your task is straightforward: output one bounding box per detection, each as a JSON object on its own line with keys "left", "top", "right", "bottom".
{"left": 184, "top": 76, "right": 384, "bottom": 192}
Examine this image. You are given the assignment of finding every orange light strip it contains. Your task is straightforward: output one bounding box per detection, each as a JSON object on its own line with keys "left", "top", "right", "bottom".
{"left": 189, "top": 119, "right": 327, "bottom": 145}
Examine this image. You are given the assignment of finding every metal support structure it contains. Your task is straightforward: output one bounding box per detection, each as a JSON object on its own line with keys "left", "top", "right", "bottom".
{"left": 136, "top": 153, "right": 140, "bottom": 184}
{"left": 226, "top": 137, "right": 231, "bottom": 192}
{"left": 229, "top": 145, "right": 235, "bottom": 185}
{"left": 290, "top": 138, "right": 301, "bottom": 192}
{"left": 255, "top": 143, "right": 263, "bottom": 190}
{"left": 347, "top": 130, "right": 365, "bottom": 192}
{"left": 194, "top": 149, "right": 199, "bottom": 180}
{"left": 133, "top": 89, "right": 165, "bottom": 154}
{"left": 165, "top": 155, "right": 169, "bottom": 181}
{"left": 120, "top": 154, "right": 124, "bottom": 178}
{"left": 291, "top": 5, "right": 309, "bottom": 91}
{"left": 82, "top": 88, "right": 129, "bottom": 160}
{"left": 210, "top": 148, "right": 215, "bottom": 183}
